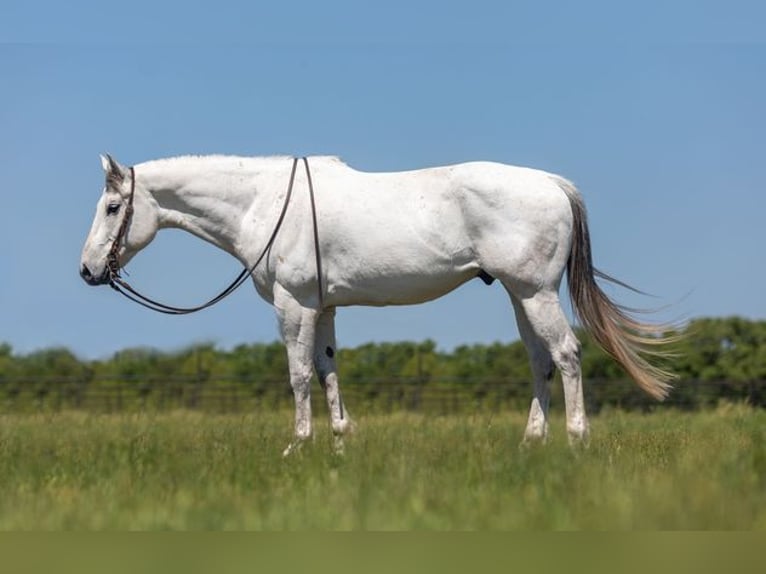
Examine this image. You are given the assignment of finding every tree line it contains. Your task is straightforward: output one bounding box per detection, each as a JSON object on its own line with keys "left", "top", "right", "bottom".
{"left": 0, "top": 316, "right": 764, "bottom": 410}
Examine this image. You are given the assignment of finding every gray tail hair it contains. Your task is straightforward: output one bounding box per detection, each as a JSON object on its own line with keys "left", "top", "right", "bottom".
{"left": 557, "top": 177, "right": 675, "bottom": 400}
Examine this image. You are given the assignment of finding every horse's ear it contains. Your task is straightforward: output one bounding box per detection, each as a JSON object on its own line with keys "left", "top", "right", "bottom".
{"left": 100, "top": 153, "right": 126, "bottom": 184}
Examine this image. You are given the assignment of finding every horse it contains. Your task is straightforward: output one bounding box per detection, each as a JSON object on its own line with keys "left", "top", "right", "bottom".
{"left": 80, "top": 153, "right": 674, "bottom": 454}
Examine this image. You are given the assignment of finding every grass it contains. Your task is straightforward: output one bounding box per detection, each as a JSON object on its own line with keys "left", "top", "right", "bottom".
{"left": 0, "top": 405, "right": 764, "bottom": 529}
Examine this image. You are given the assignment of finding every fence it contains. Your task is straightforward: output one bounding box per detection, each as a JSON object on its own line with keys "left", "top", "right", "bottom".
{"left": 0, "top": 375, "right": 764, "bottom": 415}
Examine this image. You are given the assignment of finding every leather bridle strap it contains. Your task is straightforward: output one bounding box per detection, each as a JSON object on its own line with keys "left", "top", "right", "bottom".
{"left": 106, "top": 167, "right": 136, "bottom": 277}
{"left": 107, "top": 156, "right": 322, "bottom": 315}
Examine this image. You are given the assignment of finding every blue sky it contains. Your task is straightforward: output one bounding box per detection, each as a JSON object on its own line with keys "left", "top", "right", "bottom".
{"left": 1, "top": 2, "right": 764, "bottom": 359}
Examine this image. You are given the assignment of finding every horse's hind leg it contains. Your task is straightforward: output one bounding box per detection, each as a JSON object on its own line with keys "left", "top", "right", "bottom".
{"left": 513, "top": 288, "right": 590, "bottom": 444}
{"left": 313, "top": 308, "right": 354, "bottom": 454}
{"left": 509, "top": 293, "right": 554, "bottom": 444}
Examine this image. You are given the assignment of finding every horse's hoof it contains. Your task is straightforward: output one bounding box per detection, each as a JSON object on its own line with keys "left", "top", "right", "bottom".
{"left": 567, "top": 429, "right": 591, "bottom": 449}
{"left": 520, "top": 425, "right": 548, "bottom": 449}
{"left": 282, "top": 440, "right": 304, "bottom": 458}
{"left": 519, "top": 435, "right": 548, "bottom": 450}
{"left": 332, "top": 435, "right": 346, "bottom": 456}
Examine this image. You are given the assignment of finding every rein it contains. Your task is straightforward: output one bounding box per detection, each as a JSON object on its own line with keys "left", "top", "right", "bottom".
{"left": 107, "top": 157, "right": 325, "bottom": 314}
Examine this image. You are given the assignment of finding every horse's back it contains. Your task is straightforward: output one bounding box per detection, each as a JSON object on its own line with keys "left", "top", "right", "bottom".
{"left": 319, "top": 159, "right": 573, "bottom": 242}
{"left": 318, "top": 158, "right": 568, "bottom": 210}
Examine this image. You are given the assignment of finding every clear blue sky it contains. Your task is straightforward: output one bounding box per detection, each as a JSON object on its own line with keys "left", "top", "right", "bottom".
{"left": 1, "top": 2, "right": 764, "bottom": 359}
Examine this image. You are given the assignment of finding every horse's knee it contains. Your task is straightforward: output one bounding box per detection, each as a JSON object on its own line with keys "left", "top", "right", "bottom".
{"left": 289, "top": 364, "right": 314, "bottom": 394}
{"left": 288, "top": 369, "right": 314, "bottom": 440}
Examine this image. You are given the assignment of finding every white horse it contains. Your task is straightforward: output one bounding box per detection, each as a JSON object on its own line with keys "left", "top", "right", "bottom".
{"left": 80, "top": 154, "right": 673, "bottom": 454}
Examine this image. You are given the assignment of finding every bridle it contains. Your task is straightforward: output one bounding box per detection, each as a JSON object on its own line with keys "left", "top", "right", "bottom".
{"left": 106, "top": 166, "right": 136, "bottom": 280}
{"left": 106, "top": 157, "right": 325, "bottom": 314}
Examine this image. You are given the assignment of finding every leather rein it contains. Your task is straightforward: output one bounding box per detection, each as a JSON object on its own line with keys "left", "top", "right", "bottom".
{"left": 107, "top": 157, "right": 324, "bottom": 314}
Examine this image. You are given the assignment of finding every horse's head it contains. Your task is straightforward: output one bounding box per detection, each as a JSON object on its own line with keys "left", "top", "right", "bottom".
{"left": 80, "top": 154, "right": 159, "bottom": 285}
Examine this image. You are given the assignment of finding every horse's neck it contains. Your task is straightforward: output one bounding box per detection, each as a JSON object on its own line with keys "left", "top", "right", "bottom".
{"left": 138, "top": 156, "right": 273, "bottom": 254}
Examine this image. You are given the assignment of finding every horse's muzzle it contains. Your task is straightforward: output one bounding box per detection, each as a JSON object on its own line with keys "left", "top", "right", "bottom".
{"left": 80, "top": 263, "right": 109, "bottom": 286}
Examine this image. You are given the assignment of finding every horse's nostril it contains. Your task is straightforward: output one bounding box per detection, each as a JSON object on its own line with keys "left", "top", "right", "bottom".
{"left": 81, "top": 264, "right": 93, "bottom": 280}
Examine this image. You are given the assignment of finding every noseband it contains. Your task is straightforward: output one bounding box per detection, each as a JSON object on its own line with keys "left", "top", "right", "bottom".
{"left": 107, "top": 157, "right": 324, "bottom": 314}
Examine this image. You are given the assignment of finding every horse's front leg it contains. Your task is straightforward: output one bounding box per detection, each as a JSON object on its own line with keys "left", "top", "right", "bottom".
{"left": 274, "top": 287, "right": 319, "bottom": 457}
{"left": 313, "top": 308, "right": 354, "bottom": 454}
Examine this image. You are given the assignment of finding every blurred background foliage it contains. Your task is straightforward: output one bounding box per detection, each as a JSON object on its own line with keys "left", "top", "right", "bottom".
{"left": 0, "top": 317, "right": 764, "bottom": 412}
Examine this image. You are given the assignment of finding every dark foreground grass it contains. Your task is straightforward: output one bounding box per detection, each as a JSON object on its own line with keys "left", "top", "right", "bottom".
{"left": 0, "top": 406, "right": 764, "bottom": 529}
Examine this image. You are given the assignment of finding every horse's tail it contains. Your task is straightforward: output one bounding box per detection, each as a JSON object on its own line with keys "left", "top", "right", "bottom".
{"left": 556, "top": 177, "right": 675, "bottom": 400}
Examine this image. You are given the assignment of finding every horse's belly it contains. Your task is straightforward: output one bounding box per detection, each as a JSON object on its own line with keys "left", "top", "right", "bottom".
{"left": 328, "top": 265, "right": 479, "bottom": 307}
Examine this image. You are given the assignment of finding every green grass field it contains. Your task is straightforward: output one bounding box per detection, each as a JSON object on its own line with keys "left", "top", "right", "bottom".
{"left": 0, "top": 406, "right": 764, "bottom": 529}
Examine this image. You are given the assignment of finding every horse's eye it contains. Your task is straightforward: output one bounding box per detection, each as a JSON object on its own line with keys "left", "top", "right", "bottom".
{"left": 106, "top": 203, "right": 121, "bottom": 216}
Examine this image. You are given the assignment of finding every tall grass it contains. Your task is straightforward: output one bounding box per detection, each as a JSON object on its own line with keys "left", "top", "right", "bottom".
{"left": 0, "top": 406, "right": 763, "bottom": 529}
